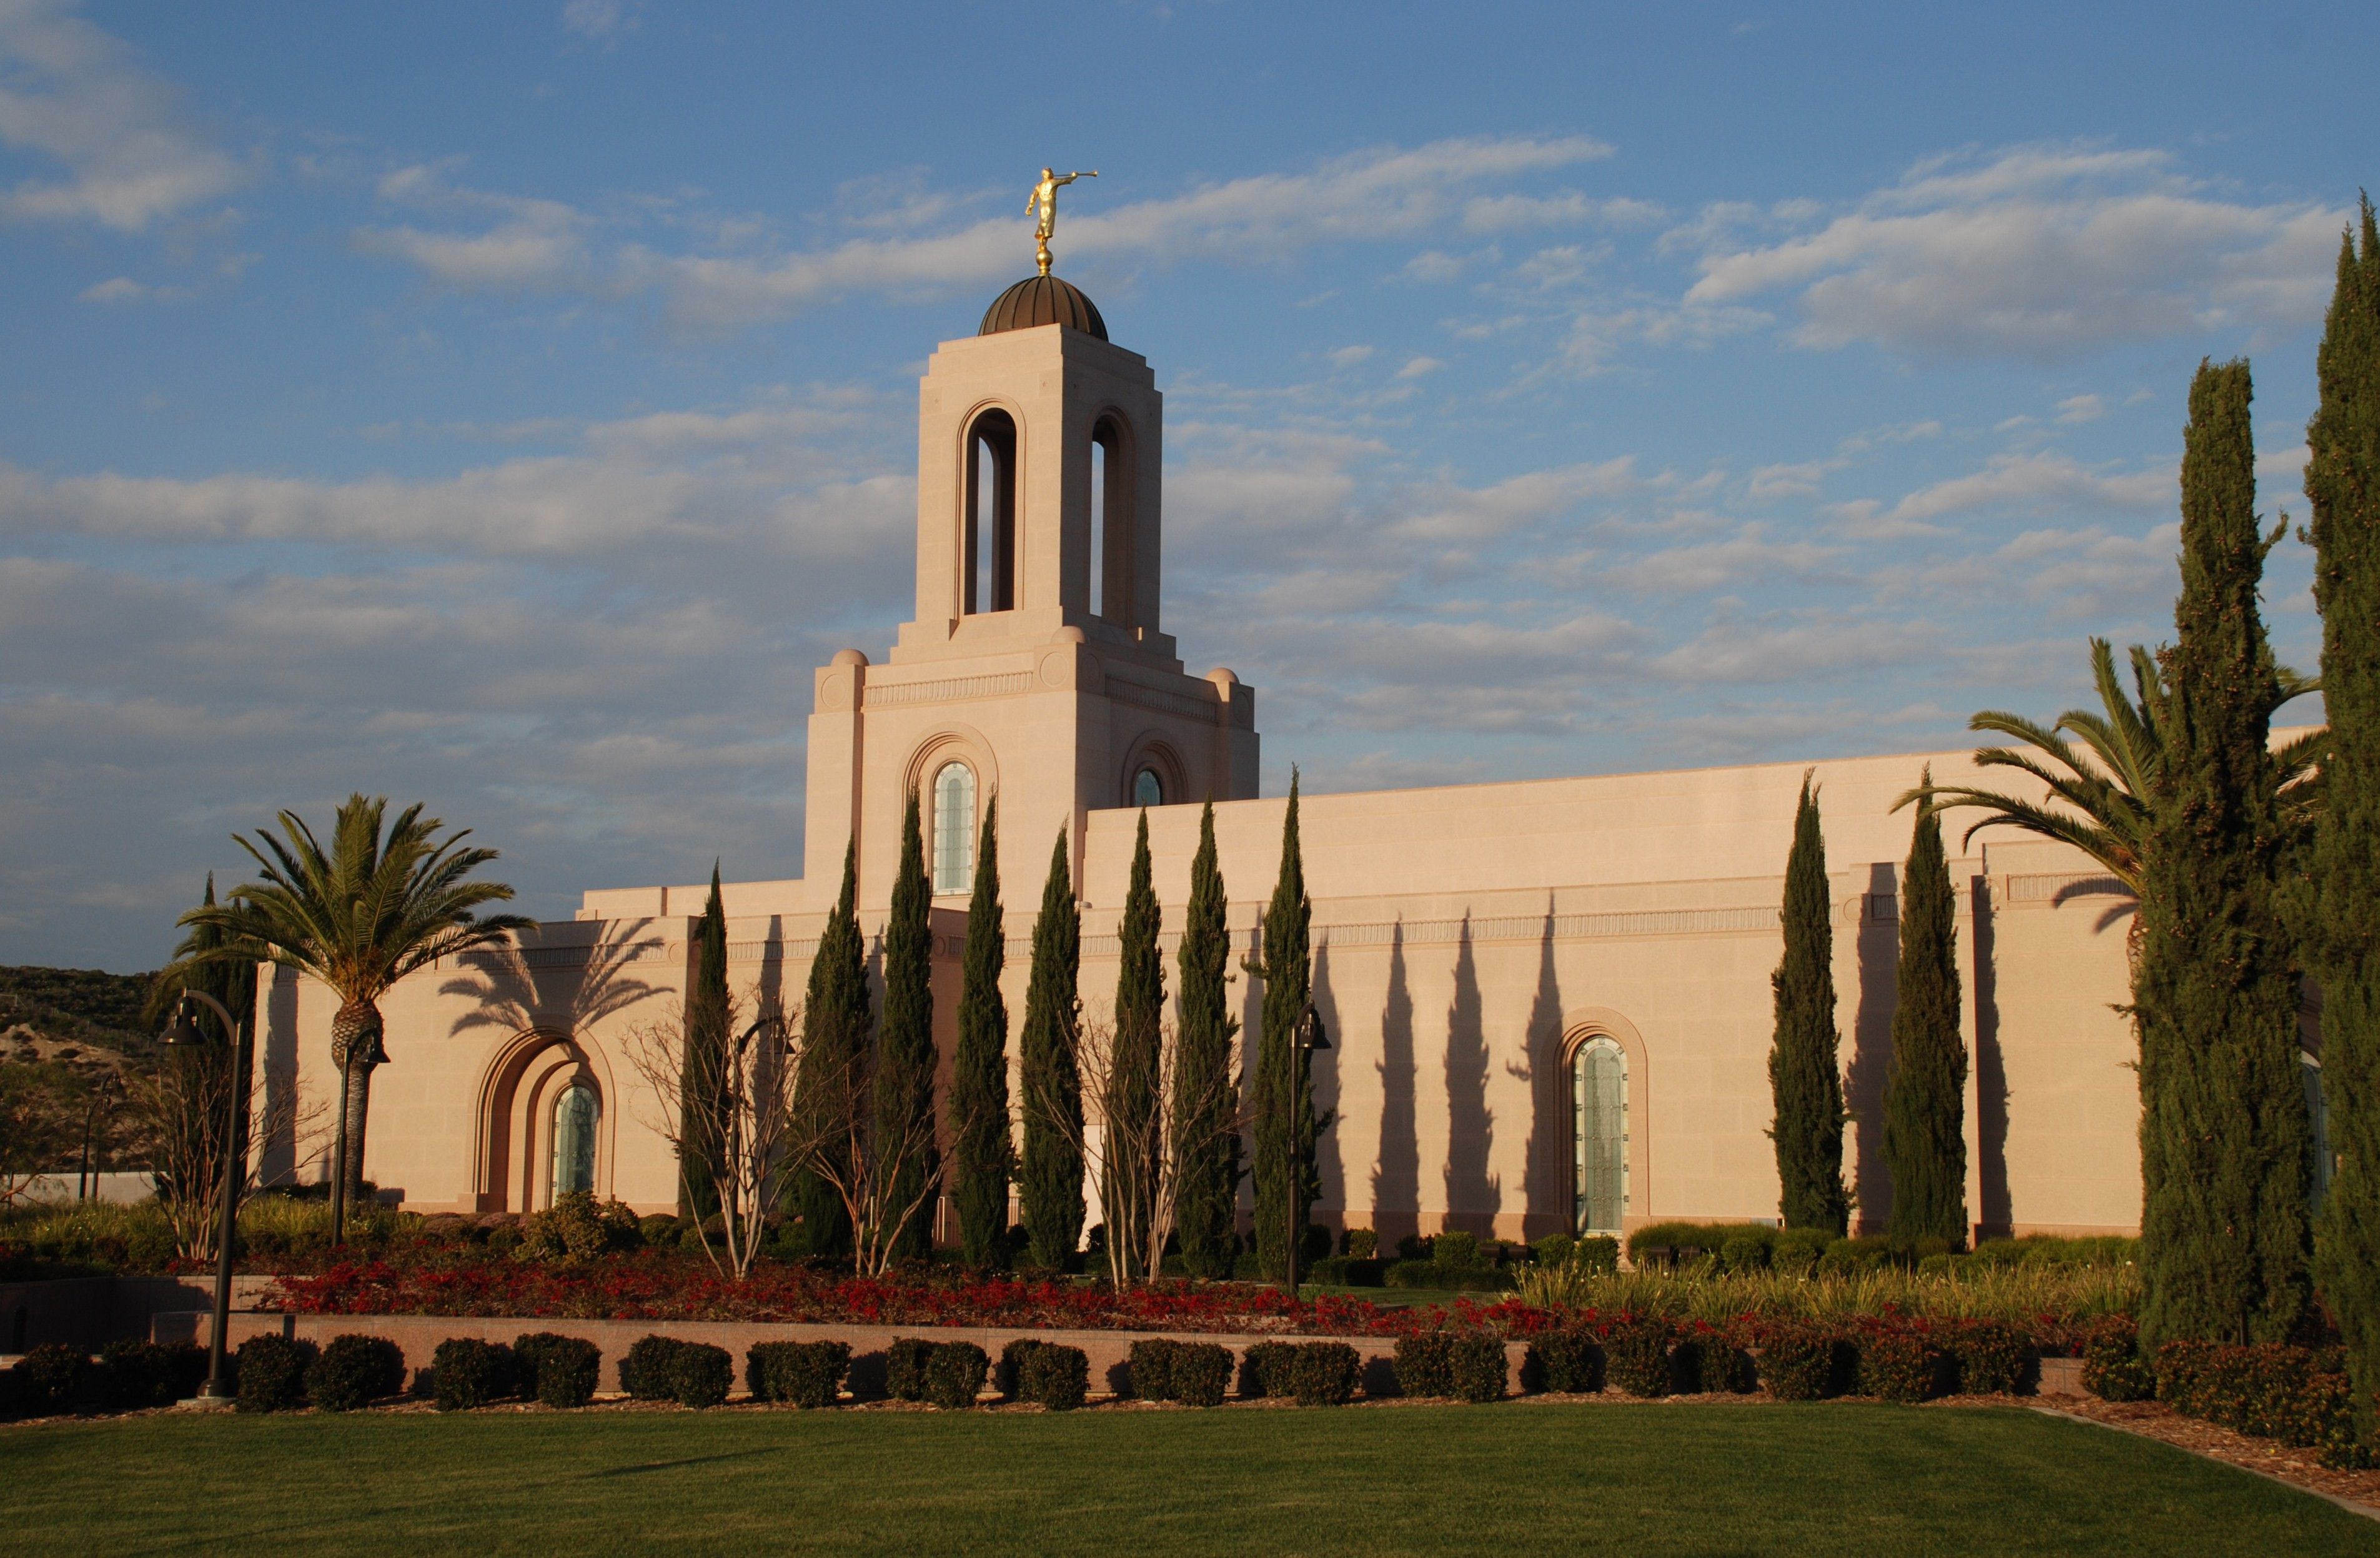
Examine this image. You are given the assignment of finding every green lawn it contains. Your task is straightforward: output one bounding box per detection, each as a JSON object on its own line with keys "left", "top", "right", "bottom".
{"left": 2, "top": 1402, "right": 2368, "bottom": 1557}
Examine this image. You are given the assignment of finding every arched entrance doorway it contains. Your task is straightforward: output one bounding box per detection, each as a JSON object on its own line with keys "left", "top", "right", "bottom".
{"left": 477, "top": 1031, "right": 608, "bottom": 1213}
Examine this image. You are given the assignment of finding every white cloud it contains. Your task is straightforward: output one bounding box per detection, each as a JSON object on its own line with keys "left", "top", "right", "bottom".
{"left": 1850, "top": 450, "right": 2173, "bottom": 533}
{"left": 562, "top": 0, "right": 638, "bottom": 38}
{"left": 77, "top": 274, "right": 150, "bottom": 302}
{"left": 1326, "top": 344, "right": 1374, "bottom": 367}
{"left": 2055, "top": 394, "right": 2105, "bottom": 424}
{"left": 1682, "top": 144, "right": 2346, "bottom": 356}
{"left": 0, "top": 0, "right": 244, "bottom": 230}
{"left": 1395, "top": 355, "right": 1445, "bottom": 380}
{"left": 354, "top": 163, "right": 589, "bottom": 288}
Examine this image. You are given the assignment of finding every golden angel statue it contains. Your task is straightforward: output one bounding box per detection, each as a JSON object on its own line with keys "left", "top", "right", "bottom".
{"left": 1027, "top": 167, "right": 1096, "bottom": 276}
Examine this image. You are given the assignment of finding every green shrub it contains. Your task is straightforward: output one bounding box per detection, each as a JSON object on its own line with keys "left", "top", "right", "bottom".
{"left": 99, "top": 1339, "right": 203, "bottom": 1409}
{"left": 1016, "top": 1342, "right": 1087, "bottom": 1411}
{"left": 748, "top": 1341, "right": 847, "bottom": 1408}
{"left": 1855, "top": 1331, "right": 1943, "bottom": 1403}
{"left": 14, "top": 1343, "right": 88, "bottom": 1414}
{"left": 1127, "top": 1338, "right": 1180, "bottom": 1400}
{"left": 1447, "top": 1334, "right": 1507, "bottom": 1402}
{"left": 1531, "top": 1233, "right": 1577, "bottom": 1267}
{"left": 1342, "top": 1228, "right": 1378, "bottom": 1258}
{"left": 1432, "top": 1231, "right": 1480, "bottom": 1266}
{"left": 1675, "top": 1327, "right": 1755, "bottom": 1394}
{"left": 1171, "top": 1343, "right": 1231, "bottom": 1407}
{"left": 922, "top": 1341, "right": 988, "bottom": 1409}
{"left": 1393, "top": 1332, "right": 1454, "bottom": 1397}
{"left": 1945, "top": 1319, "right": 2028, "bottom": 1396}
{"left": 430, "top": 1338, "right": 515, "bottom": 1411}
{"left": 1384, "top": 1258, "right": 1512, "bottom": 1291}
{"left": 234, "top": 1335, "right": 314, "bottom": 1414}
{"left": 2148, "top": 1339, "right": 2371, "bottom": 1467}
{"left": 1286, "top": 1341, "right": 1360, "bottom": 1406}
{"left": 1574, "top": 1235, "right": 1620, "bottom": 1274}
{"left": 514, "top": 1191, "right": 643, "bottom": 1264}
{"left": 1817, "top": 1236, "right": 1897, "bottom": 1276}
{"left": 1605, "top": 1317, "right": 1672, "bottom": 1398}
{"left": 1242, "top": 1340, "right": 1297, "bottom": 1397}
{"left": 1718, "top": 1234, "right": 1770, "bottom": 1273}
{"left": 306, "top": 1334, "right": 405, "bottom": 1412}
{"left": 1916, "top": 1252, "right": 1955, "bottom": 1278}
{"left": 638, "top": 1213, "right": 680, "bottom": 1248}
{"left": 518, "top": 1334, "right": 602, "bottom": 1408}
{"left": 620, "top": 1335, "right": 687, "bottom": 1401}
{"left": 2080, "top": 1317, "right": 2154, "bottom": 1402}
{"left": 1757, "top": 1323, "right": 1839, "bottom": 1401}
{"left": 1523, "top": 1330, "right": 1604, "bottom": 1394}
{"left": 1625, "top": 1221, "right": 1777, "bottom": 1266}
{"left": 1306, "top": 1255, "right": 1385, "bottom": 1286}
{"left": 670, "top": 1342, "right": 733, "bottom": 1409}
{"left": 885, "top": 1337, "right": 936, "bottom": 1402}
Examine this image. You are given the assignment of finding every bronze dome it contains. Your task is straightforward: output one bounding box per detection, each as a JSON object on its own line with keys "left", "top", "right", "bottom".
{"left": 979, "top": 275, "right": 1107, "bottom": 341}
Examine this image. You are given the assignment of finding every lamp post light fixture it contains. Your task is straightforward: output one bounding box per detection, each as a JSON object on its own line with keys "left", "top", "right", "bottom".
{"left": 1282, "top": 1004, "right": 1329, "bottom": 1299}
{"left": 159, "top": 990, "right": 247, "bottom": 1407}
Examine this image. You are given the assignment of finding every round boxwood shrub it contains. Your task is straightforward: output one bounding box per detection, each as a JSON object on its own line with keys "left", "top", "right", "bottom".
{"left": 669, "top": 1341, "right": 733, "bottom": 1409}
{"left": 1718, "top": 1234, "right": 1769, "bottom": 1273}
{"left": 620, "top": 1334, "right": 690, "bottom": 1401}
{"left": 1757, "top": 1324, "right": 1840, "bottom": 1401}
{"left": 517, "top": 1333, "right": 602, "bottom": 1408}
{"left": 923, "top": 1341, "right": 989, "bottom": 1409}
{"left": 1392, "top": 1332, "right": 1455, "bottom": 1398}
{"left": 99, "top": 1339, "right": 199, "bottom": 1410}
{"left": 2081, "top": 1317, "right": 2154, "bottom": 1402}
{"left": 1016, "top": 1342, "right": 1088, "bottom": 1411}
{"left": 1855, "top": 1331, "right": 1945, "bottom": 1403}
{"left": 748, "top": 1340, "right": 848, "bottom": 1408}
{"left": 1946, "top": 1319, "right": 2028, "bottom": 1396}
{"left": 1446, "top": 1334, "right": 1507, "bottom": 1403}
{"left": 1127, "top": 1338, "right": 1181, "bottom": 1401}
{"left": 885, "top": 1337, "right": 937, "bottom": 1402}
{"left": 1286, "top": 1341, "right": 1361, "bottom": 1407}
{"left": 14, "top": 1343, "right": 89, "bottom": 1415}
{"left": 234, "top": 1335, "right": 315, "bottom": 1414}
{"left": 1523, "top": 1330, "right": 1604, "bottom": 1394}
{"left": 307, "top": 1334, "right": 405, "bottom": 1412}
{"left": 1170, "top": 1342, "right": 1231, "bottom": 1407}
{"left": 1241, "top": 1340, "right": 1297, "bottom": 1398}
{"left": 430, "top": 1338, "right": 516, "bottom": 1411}
{"left": 1604, "top": 1318, "right": 1672, "bottom": 1399}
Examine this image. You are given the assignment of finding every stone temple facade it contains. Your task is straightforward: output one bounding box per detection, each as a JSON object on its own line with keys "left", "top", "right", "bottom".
{"left": 257, "top": 277, "right": 2151, "bottom": 1245}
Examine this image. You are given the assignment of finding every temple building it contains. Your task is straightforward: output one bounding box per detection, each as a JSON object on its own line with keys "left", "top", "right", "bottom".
{"left": 257, "top": 269, "right": 2149, "bottom": 1246}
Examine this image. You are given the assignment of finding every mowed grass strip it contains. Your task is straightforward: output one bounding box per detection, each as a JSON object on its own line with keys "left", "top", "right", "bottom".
{"left": 1, "top": 1402, "right": 2368, "bottom": 1557}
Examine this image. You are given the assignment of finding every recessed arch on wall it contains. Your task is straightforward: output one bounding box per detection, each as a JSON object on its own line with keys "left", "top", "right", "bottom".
{"left": 475, "top": 1027, "right": 615, "bottom": 1213}
{"left": 1561, "top": 1008, "right": 1651, "bottom": 1236}
{"left": 959, "top": 402, "right": 1023, "bottom": 615}
{"left": 905, "top": 726, "right": 999, "bottom": 896}
{"left": 1118, "top": 735, "right": 1187, "bottom": 808}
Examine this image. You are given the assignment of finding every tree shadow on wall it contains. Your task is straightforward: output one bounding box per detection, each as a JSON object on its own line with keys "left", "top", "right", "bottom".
{"left": 1845, "top": 863, "right": 1898, "bottom": 1231}
{"left": 1371, "top": 921, "right": 1421, "bottom": 1246}
{"left": 440, "top": 920, "right": 665, "bottom": 1042}
{"left": 1310, "top": 941, "right": 1345, "bottom": 1227}
{"left": 1508, "top": 903, "right": 1564, "bottom": 1242}
{"left": 1443, "top": 915, "right": 1499, "bottom": 1236}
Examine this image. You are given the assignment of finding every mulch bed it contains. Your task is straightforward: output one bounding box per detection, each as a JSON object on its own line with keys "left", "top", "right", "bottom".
{"left": 2045, "top": 1396, "right": 2380, "bottom": 1516}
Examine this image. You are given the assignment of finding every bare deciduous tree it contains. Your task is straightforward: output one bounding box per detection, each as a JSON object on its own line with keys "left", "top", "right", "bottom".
{"left": 623, "top": 996, "right": 802, "bottom": 1281}
{"left": 133, "top": 1055, "right": 324, "bottom": 1260}
{"left": 785, "top": 1021, "right": 946, "bottom": 1278}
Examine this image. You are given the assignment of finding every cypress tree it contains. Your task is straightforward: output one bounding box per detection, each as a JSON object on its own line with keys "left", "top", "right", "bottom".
{"left": 2136, "top": 357, "right": 2312, "bottom": 1346}
{"left": 950, "top": 796, "right": 1011, "bottom": 1269}
{"left": 1104, "top": 811, "right": 1164, "bottom": 1276}
{"left": 1882, "top": 777, "right": 1966, "bottom": 1244}
{"left": 1173, "top": 800, "right": 1241, "bottom": 1277}
{"left": 678, "top": 863, "right": 730, "bottom": 1221}
{"left": 1770, "top": 774, "right": 1849, "bottom": 1234}
{"left": 786, "top": 841, "right": 866, "bottom": 1256}
{"left": 1018, "top": 828, "right": 1085, "bottom": 1268}
{"left": 2308, "top": 196, "right": 2380, "bottom": 1433}
{"left": 1251, "top": 772, "right": 1319, "bottom": 1278}
{"left": 875, "top": 791, "right": 938, "bottom": 1262}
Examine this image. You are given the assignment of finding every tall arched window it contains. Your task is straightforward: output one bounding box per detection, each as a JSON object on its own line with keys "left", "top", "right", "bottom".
{"left": 933, "top": 761, "right": 976, "bottom": 895}
{"left": 550, "top": 1081, "right": 598, "bottom": 1201}
{"left": 966, "top": 410, "right": 1018, "bottom": 614}
{"left": 1091, "top": 414, "right": 1131, "bottom": 627}
{"left": 1573, "top": 1036, "right": 1628, "bottom": 1235}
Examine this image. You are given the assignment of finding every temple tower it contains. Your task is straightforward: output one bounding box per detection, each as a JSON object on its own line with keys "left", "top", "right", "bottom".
{"left": 804, "top": 275, "right": 1260, "bottom": 910}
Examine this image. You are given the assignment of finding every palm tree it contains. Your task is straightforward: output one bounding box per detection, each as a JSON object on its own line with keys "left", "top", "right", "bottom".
{"left": 1895, "top": 637, "right": 2321, "bottom": 906}
{"left": 182, "top": 795, "right": 530, "bottom": 1241}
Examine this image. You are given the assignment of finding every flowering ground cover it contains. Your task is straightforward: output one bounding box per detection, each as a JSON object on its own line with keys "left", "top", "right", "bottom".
{"left": 2, "top": 1403, "right": 2368, "bottom": 1556}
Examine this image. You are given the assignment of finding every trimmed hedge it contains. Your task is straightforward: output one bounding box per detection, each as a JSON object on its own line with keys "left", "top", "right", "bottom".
{"left": 885, "top": 1337, "right": 936, "bottom": 1402}
{"left": 1306, "top": 1255, "right": 1385, "bottom": 1286}
{"left": 1392, "top": 1332, "right": 1455, "bottom": 1397}
{"left": 669, "top": 1341, "right": 733, "bottom": 1409}
{"left": 98, "top": 1339, "right": 206, "bottom": 1409}
{"left": 1855, "top": 1330, "right": 1944, "bottom": 1403}
{"left": 14, "top": 1343, "right": 89, "bottom": 1415}
{"left": 1242, "top": 1340, "right": 1297, "bottom": 1398}
{"left": 234, "top": 1335, "right": 315, "bottom": 1414}
{"left": 748, "top": 1340, "right": 848, "bottom": 1408}
{"left": 1945, "top": 1319, "right": 2027, "bottom": 1396}
{"left": 1523, "top": 1330, "right": 1604, "bottom": 1394}
{"left": 1755, "top": 1323, "right": 1838, "bottom": 1401}
{"left": 1605, "top": 1317, "right": 1672, "bottom": 1399}
{"left": 922, "top": 1341, "right": 989, "bottom": 1409}
{"left": 1286, "top": 1341, "right": 1361, "bottom": 1406}
{"left": 1172, "top": 1342, "right": 1231, "bottom": 1407}
{"left": 2153, "top": 1340, "right": 2374, "bottom": 1469}
{"left": 307, "top": 1334, "right": 405, "bottom": 1412}
{"left": 514, "top": 1332, "right": 602, "bottom": 1408}
{"left": 1006, "top": 1339, "right": 1088, "bottom": 1411}
{"left": 619, "top": 1334, "right": 687, "bottom": 1401}
{"left": 1447, "top": 1333, "right": 1506, "bottom": 1402}
{"left": 1383, "top": 1259, "right": 1512, "bottom": 1291}
{"left": 2081, "top": 1316, "right": 2156, "bottom": 1402}
{"left": 431, "top": 1338, "right": 515, "bottom": 1411}
{"left": 1675, "top": 1327, "right": 1755, "bottom": 1394}
{"left": 1127, "top": 1338, "right": 1179, "bottom": 1401}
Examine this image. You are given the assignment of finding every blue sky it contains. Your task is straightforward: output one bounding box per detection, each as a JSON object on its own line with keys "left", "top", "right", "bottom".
{"left": 2, "top": 1, "right": 2371, "bottom": 970}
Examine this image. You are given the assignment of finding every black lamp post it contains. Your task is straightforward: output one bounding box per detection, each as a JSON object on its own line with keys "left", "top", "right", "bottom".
{"left": 1282, "top": 1005, "right": 1329, "bottom": 1299}
{"left": 161, "top": 990, "right": 245, "bottom": 1406}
